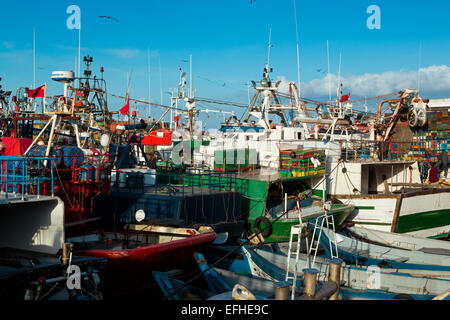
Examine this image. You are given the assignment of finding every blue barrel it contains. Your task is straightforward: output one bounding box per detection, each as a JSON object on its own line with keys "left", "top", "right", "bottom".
{"left": 62, "top": 146, "right": 84, "bottom": 168}
{"left": 94, "top": 165, "right": 104, "bottom": 182}
{"left": 80, "top": 164, "right": 95, "bottom": 181}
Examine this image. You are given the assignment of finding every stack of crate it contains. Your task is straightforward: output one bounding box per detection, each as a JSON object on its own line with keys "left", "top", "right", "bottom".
{"left": 279, "top": 149, "right": 326, "bottom": 177}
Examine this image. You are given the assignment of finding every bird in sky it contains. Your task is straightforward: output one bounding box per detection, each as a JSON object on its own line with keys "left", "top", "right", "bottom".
{"left": 99, "top": 16, "right": 119, "bottom": 22}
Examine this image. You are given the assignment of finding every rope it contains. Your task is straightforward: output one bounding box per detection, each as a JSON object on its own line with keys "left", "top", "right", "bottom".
{"left": 342, "top": 162, "right": 360, "bottom": 193}
{"left": 52, "top": 161, "right": 74, "bottom": 208}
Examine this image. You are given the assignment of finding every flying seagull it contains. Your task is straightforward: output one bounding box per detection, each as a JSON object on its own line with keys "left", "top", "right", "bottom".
{"left": 99, "top": 16, "right": 119, "bottom": 22}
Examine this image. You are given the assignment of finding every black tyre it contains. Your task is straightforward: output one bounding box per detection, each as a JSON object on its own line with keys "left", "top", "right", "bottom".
{"left": 254, "top": 216, "right": 273, "bottom": 238}
{"left": 378, "top": 259, "right": 393, "bottom": 269}
{"left": 393, "top": 294, "right": 414, "bottom": 300}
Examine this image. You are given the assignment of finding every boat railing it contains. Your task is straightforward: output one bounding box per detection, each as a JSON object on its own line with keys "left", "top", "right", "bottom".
{"left": 48, "top": 153, "right": 112, "bottom": 184}
{"left": 337, "top": 133, "right": 448, "bottom": 163}
{"left": 154, "top": 168, "right": 238, "bottom": 196}
{"left": 0, "top": 156, "right": 55, "bottom": 200}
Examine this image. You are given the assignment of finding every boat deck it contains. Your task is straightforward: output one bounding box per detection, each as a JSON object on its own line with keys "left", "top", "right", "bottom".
{"left": 236, "top": 169, "right": 323, "bottom": 182}
{"left": 0, "top": 193, "right": 58, "bottom": 206}
{"left": 111, "top": 184, "right": 238, "bottom": 198}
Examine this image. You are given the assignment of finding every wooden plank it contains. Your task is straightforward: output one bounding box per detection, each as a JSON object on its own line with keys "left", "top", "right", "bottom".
{"left": 125, "top": 224, "right": 200, "bottom": 236}
{"left": 390, "top": 195, "right": 403, "bottom": 233}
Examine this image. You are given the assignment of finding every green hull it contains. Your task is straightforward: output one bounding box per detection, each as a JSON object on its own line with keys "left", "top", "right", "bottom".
{"left": 247, "top": 204, "right": 354, "bottom": 243}
{"left": 397, "top": 209, "right": 450, "bottom": 234}
{"left": 156, "top": 168, "right": 354, "bottom": 242}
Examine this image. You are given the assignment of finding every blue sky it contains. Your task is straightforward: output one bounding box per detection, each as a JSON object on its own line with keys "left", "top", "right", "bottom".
{"left": 1, "top": 0, "right": 450, "bottom": 126}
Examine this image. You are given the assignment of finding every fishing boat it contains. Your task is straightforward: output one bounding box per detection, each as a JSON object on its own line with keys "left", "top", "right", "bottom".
{"left": 0, "top": 156, "right": 106, "bottom": 300}
{"left": 345, "top": 225, "right": 450, "bottom": 253}
{"left": 242, "top": 246, "right": 450, "bottom": 298}
{"left": 315, "top": 225, "right": 450, "bottom": 271}
{"left": 213, "top": 266, "right": 447, "bottom": 300}
{"left": 68, "top": 224, "right": 216, "bottom": 297}
{"left": 324, "top": 90, "right": 450, "bottom": 239}
{"left": 156, "top": 166, "right": 354, "bottom": 243}
{"left": 153, "top": 250, "right": 450, "bottom": 300}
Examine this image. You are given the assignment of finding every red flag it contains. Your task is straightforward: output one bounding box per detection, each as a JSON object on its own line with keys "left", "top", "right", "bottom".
{"left": 27, "top": 84, "right": 46, "bottom": 98}
{"left": 174, "top": 115, "right": 181, "bottom": 127}
{"left": 120, "top": 96, "right": 130, "bottom": 115}
{"left": 74, "top": 91, "right": 83, "bottom": 107}
{"left": 340, "top": 93, "right": 350, "bottom": 103}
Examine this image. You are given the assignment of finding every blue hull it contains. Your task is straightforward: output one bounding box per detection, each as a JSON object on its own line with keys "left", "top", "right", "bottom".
{"left": 242, "top": 246, "right": 446, "bottom": 300}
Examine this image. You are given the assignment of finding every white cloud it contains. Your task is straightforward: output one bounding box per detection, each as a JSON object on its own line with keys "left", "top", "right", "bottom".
{"left": 105, "top": 48, "right": 141, "bottom": 59}
{"left": 277, "top": 65, "right": 450, "bottom": 98}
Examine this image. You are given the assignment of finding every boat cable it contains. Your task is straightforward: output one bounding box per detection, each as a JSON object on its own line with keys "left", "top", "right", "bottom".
{"left": 342, "top": 162, "right": 360, "bottom": 194}
{"left": 52, "top": 160, "right": 74, "bottom": 208}
{"left": 162, "top": 159, "right": 344, "bottom": 300}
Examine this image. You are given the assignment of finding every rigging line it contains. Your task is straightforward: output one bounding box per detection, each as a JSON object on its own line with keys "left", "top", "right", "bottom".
{"left": 94, "top": 90, "right": 185, "bottom": 112}
{"left": 194, "top": 97, "right": 249, "bottom": 108}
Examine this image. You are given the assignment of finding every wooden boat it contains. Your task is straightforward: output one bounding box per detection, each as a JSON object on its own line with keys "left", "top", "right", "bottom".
{"left": 215, "top": 266, "right": 449, "bottom": 300}
{"left": 316, "top": 226, "right": 450, "bottom": 271}
{"left": 68, "top": 224, "right": 216, "bottom": 297}
{"left": 329, "top": 160, "right": 450, "bottom": 240}
{"left": 242, "top": 246, "right": 450, "bottom": 297}
{"left": 154, "top": 250, "right": 450, "bottom": 300}
{"left": 157, "top": 167, "right": 355, "bottom": 243}
{"left": 345, "top": 225, "right": 450, "bottom": 254}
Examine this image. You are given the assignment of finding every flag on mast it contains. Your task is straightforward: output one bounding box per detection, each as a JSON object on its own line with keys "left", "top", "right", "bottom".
{"left": 120, "top": 96, "right": 130, "bottom": 115}
{"left": 27, "top": 84, "right": 46, "bottom": 98}
{"left": 340, "top": 93, "right": 351, "bottom": 103}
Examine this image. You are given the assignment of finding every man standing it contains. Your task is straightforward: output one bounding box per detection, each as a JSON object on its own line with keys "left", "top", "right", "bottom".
{"left": 427, "top": 163, "right": 439, "bottom": 184}
{"left": 437, "top": 146, "right": 448, "bottom": 179}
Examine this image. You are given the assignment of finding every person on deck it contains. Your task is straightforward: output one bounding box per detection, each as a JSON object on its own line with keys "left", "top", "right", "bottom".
{"left": 426, "top": 163, "right": 439, "bottom": 184}
{"left": 437, "top": 146, "right": 448, "bottom": 179}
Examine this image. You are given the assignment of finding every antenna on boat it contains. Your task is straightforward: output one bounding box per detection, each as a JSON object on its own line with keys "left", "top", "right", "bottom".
{"left": 265, "top": 27, "right": 272, "bottom": 80}
{"left": 158, "top": 55, "right": 164, "bottom": 125}
{"left": 336, "top": 53, "right": 342, "bottom": 103}
{"left": 417, "top": 41, "right": 422, "bottom": 93}
{"left": 33, "top": 27, "right": 36, "bottom": 112}
{"left": 189, "top": 54, "right": 193, "bottom": 98}
{"left": 293, "top": 0, "right": 301, "bottom": 98}
{"left": 327, "top": 40, "right": 331, "bottom": 101}
{"left": 147, "top": 47, "right": 151, "bottom": 120}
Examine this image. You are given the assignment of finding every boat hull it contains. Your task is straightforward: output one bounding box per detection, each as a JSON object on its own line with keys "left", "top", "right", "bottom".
{"left": 242, "top": 246, "right": 450, "bottom": 298}
{"left": 74, "top": 232, "right": 216, "bottom": 296}
{"left": 337, "top": 189, "right": 450, "bottom": 239}
{"left": 247, "top": 204, "right": 354, "bottom": 243}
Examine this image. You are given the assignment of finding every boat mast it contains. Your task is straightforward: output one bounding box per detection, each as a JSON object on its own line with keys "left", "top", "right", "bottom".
{"left": 293, "top": 0, "right": 301, "bottom": 98}
{"left": 147, "top": 47, "right": 151, "bottom": 120}
{"left": 327, "top": 40, "right": 331, "bottom": 101}
{"left": 33, "top": 27, "right": 36, "bottom": 112}
{"left": 266, "top": 28, "right": 272, "bottom": 79}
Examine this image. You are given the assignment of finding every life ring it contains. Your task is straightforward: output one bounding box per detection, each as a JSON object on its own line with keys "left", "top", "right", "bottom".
{"left": 254, "top": 216, "right": 273, "bottom": 238}
{"left": 378, "top": 259, "right": 393, "bottom": 269}
{"left": 393, "top": 294, "right": 414, "bottom": 300}
{"left": 416, "top": 105, "right": 427, "bottom": 127}
{"left": 407, "top": 109, "right": 418, "bottom": 128}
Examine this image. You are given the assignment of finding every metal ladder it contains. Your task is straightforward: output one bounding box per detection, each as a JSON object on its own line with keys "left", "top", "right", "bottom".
{"left": 285, "top": 203, "right": 309, "bottom": 300}
{"left": 307, "top": 209, "right": 339, "bottom": 269}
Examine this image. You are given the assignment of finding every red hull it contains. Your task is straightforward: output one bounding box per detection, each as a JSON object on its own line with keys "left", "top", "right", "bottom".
{"left": 75, "top": 232, "right": 216, "bottom": 296}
